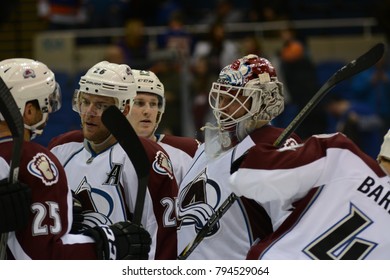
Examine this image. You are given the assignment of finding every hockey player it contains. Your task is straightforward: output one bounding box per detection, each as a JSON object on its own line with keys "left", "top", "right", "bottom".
{"left": 0, "top": 58, "right": 151, "bottom": 259}
{"left": 230, "top": 130, "right": 390, "bottom": 259}
{"left": 50, "top": 61, "right": 178, "bottom": 259}
{"left": 176, "top": 54, "right": 301, "bottom": 259}
{"left": 128, "top": 69, "right": 199, "bottom": 185}
{"left": 48, "top": 69, "right": 199, "bottom": 185}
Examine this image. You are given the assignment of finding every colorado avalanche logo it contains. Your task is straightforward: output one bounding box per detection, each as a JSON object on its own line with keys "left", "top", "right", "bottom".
{"left": 177, "top": 168, "right": 221, "bottom": 236}
{"left": 73, "top": 176, "right": 115, "bottom": 229}
{"left": 27, "top": 153, "right": 59, "bottom": 186}
{"left": 218, "top": 62, "right": 251, "bottom": 86}
{"left": 152, "top": 150, "right": 174, "bottom": 179}
{"left": 23, "top": 68, "right": 36, "bottom": 78}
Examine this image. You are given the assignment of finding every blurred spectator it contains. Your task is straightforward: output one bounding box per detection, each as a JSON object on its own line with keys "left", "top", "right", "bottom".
{"left": 200, "top": 0, "right": 244, "bottom": 25}
{"left": 279, "top": 31, "right": 304, "bottom": 62}
{"left": 179, "top": 0, "right": 212, "bottom": 25}
{"left": 155, "top": 0, "right": 182, "bottom": 26}
{"left": 326, "top": 54, "right": 390, "bottom": 158}
{"left": 238, "top": 35, "right": 263, "bottom": 57}
{"left": 113, "top": 18, "right": 152, "bottom": 69}
{"left": 350, "top": 54, "right": 390, "bottom": 130}
{"left": 37, "top": 0, "right": 87, "bottom": 30}
{"left": 276, "top": 26, "right": 327, "bottom": 139}
{"left": 150, "top": 11, "right": 194, "bottom": 136}
{"left": 104, "top": 45, "right": 125, "bottom": 64}
{"left": 84, "top": 0, "right": 128, "bottom": 29}
{"left": 105, "top": 12, "right": 193, "bottom": 136}
{"left": 150, "top": 58, "right": 182, "bottom": 136}
{"left": 189, "top": 56, "right": 217, "bottom": 141}
{"left": 325, "top": 96, "right": 384, "bottom": 159}
{"left": 156, "top": 11, "right": 194, "bottom": 59}
{"left": 246, "top": 0, "right": 289, "bottom": 37}
{"left": 192, "top": 20, "right": 239, "bottom": 75}
{"left": 247, "top": 0, "right": 289, "bottom": 22}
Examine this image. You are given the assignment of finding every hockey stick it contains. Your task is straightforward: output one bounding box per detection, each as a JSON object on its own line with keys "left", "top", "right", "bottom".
{"left": 177, "top": 42, "right": 385, "bottom": 260}
{"left": 101, "top": 105, "right": 150, "bottom": 225}
{"left": 0, "top": 77, "right": 25, "bottom": 259}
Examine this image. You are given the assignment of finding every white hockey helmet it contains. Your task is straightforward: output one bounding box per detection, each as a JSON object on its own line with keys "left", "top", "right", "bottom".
{"left": 132, "top": 69, "right": 165, "bottom": 124}
{"left": 378, "top": 129, "right": 390, "bottom": 160}
{"left": 73, "top": 61, "right": 136, "bottom": 113}
{"left": 209, "top": 54, "right": 284, "bottom": 133}
{"left": 0, "top": 58, "right": 61, "bottom": 137}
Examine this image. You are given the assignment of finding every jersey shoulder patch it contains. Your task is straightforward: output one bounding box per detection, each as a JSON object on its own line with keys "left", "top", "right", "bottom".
{"left": 27, "top": 152, "right": 59, "bottom": 186}
{"left": 152, "top": 150, "right": 174, "bottom": 179}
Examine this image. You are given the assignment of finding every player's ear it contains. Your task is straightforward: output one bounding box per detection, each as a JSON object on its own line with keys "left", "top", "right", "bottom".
{"left": 23, "top": 102, "right": 37, "bottom": 125}
{"left": 122, "top": 103, "right": 130, "bottom": 117}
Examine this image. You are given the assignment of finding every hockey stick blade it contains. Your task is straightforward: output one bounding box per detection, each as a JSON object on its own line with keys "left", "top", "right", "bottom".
{"left": 101, "top": 106, "right": 150, "bottom": 225}
{"left": 273, "top": 42, "right": 385, "bottom": 147}
{"left": 0, "top": 77, "right": 24, "bottom": 260}
{"left": 177, "top": 42, "right": 385, "bottom": 260}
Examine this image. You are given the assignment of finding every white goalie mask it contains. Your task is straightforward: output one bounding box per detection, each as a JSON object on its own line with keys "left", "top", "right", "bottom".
{"left": 209, "top": 54, "right": 284, "bottom": 138}
{"left": 205, "top": 54, "right": 284, "bottom": 157}
{"left": 73, "top": 61, "right": 136, "bottom": 114}
{"left": 0, "top": 58, "right": 61, "bottom": 139}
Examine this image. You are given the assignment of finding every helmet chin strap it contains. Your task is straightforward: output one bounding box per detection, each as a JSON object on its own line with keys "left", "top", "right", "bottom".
{"left": 151, "top": 112, "right": 163, "bottom": 140}
{"left": 24, "top": 112, "right": 48, "bottom": 140}
{"left": 150, "top": 122, "right": 159, "bottom": 140}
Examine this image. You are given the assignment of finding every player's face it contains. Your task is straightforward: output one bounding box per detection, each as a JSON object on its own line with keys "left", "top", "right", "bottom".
{"left": 218, "top": 92, "right": 251, "bottom": 121}
{"left": 79, "top": 92, "right": 116, "bottom": 143}
{"left": 128, "top": 93, "right": 159, "bottom": 139}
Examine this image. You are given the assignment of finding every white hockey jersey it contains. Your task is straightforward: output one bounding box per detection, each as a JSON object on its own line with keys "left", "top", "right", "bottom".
{"left": 51, "top": 139, "right": 178, "bottom": 260}
{"left": 230, "top": 133, "right": 390, "bottom": 260}
{"left": 176, "top": 125, "right": 300, "bottom": 259}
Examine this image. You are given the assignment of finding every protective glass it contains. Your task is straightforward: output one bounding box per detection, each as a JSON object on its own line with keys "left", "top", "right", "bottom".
{"left": 48, "top": 82, "right": 62, "bottom": 113}
{"left": 72, "top": 91, "right": 117, "bottom": 116}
